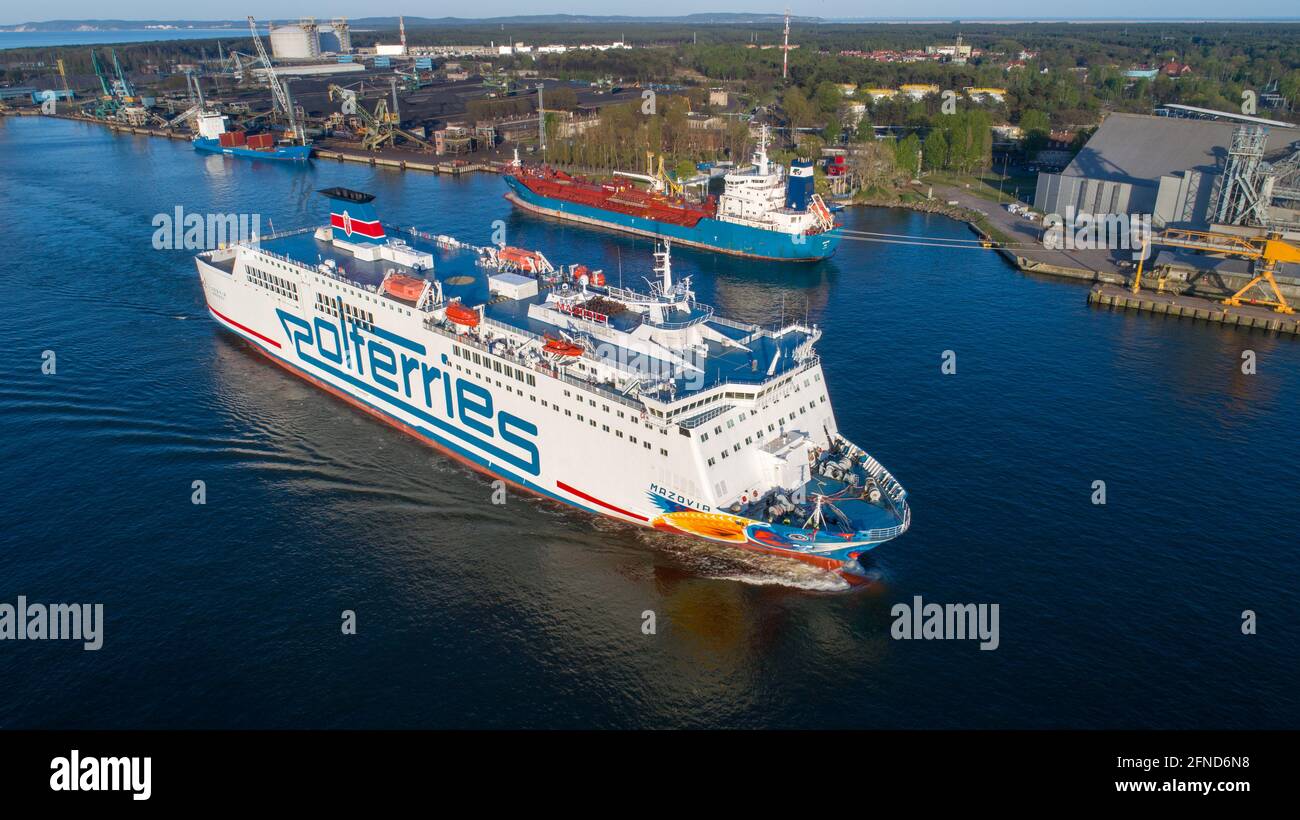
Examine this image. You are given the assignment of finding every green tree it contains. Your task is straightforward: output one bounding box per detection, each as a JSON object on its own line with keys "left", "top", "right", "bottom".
{"left": 823, "top": 115, "right": 842, "bottom": 145}
{"left": 923, "top": 129, "right": 949, "bottom": 171}
{"left": 854, "top": 114, "right": 875, "bottom": 143}
{"left": 783, "top": 87, "right": 814, "bottom": 130}
{"left": 895, "top": 133, "right": 921, "bottom": 179}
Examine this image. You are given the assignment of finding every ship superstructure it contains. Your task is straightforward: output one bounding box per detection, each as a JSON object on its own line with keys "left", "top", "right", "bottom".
{"left": 195, "top": 188, "right": 906, "bottom": 579}
{"left": 503, "top": 126, "right": 841, "bottom": 262}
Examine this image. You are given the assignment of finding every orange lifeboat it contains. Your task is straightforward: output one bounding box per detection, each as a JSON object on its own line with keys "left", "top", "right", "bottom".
{"left": 543, "top": 335, "right": 583, "bottom": 357}
{"left": 445, "top": 301, "right": 480, "bottom": 328}
{"left": 383, "top": 273, "right": 426, "bottom": 302}
{"left": 499, "top": 246, "right": 544, "bottom": 270}
{"left": 590, "top": 270, "right": 606, "bottom": 287}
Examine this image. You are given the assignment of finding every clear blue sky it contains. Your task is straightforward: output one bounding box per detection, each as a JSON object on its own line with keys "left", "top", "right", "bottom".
{"left": 3, "top": 2, "right": 1297, "bottom": 25}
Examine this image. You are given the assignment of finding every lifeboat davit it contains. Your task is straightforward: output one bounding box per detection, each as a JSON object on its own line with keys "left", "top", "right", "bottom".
{"left": 543, "top": 335, "right": 584, "bottom": 357}
{"left": 382, "top": 273, "right": 426, "bottom": 302}
{"left": 445, "top": 301, "right": 480, "bottom": 327}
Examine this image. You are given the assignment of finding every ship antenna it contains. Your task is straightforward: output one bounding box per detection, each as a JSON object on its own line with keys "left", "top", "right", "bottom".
{"left": 654, "top": 240, "right": 673, "bottom": 294}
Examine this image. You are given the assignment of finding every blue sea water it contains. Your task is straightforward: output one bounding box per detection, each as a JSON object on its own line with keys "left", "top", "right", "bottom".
{"left": 0, "top": 116, "right": 1296, "bottom": 729}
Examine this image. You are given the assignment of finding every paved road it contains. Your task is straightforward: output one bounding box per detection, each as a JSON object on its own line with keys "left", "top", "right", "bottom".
{"left": 929, "top": 182, "right": 1254, "bottom": 279}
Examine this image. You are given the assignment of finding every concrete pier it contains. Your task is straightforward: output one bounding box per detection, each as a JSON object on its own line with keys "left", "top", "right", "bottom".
{"left": 1088, "top": 283, "right": 1300, "bottom": 335}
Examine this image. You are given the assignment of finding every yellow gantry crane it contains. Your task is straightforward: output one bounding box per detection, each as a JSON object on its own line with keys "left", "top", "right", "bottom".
{"left": 1131, "top": 227, "right": 1300, "bottom": 314}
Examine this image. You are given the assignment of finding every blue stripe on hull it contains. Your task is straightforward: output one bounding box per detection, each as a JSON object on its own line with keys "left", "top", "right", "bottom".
{"left": 503, "top": 175, "right": 840, "bottom": 261}
{"left": 193, "top": 138, "right": 312, "bottom": 163}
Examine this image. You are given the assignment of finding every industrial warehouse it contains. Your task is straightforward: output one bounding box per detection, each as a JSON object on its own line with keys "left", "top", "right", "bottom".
{"left": 1034, "top": 108, "right": 1300, "bottom": 235}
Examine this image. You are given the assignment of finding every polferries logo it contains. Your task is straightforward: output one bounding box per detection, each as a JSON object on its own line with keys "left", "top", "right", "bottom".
{"left": 341, "top": 211, "right": 353, "bottom": 237}
{"left": 275, "top": 309, "right": 540, "bottom": 476}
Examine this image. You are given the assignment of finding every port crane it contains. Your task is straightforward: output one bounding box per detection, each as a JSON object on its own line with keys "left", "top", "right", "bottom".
{"left": 89, "top": 50, "right": 119, "bottom": 117}
{"left": 247, "top": 16, "right": 304, "bottom": 145}
{"left": 163, "top": 73, "right": 210, "bottom": 130}
{"left": 109, "top": 49, "right": 138, "bottom": 104}
{"left": 1131, "top": 227, "right": 1300, "bottom": 314}
{"left": 327, "top": 84, "right": 432, "bottom": 152}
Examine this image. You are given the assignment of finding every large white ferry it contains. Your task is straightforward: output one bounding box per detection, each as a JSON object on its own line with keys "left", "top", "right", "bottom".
{"left": 195, "top": 188, "right": 909, "bottom": 580}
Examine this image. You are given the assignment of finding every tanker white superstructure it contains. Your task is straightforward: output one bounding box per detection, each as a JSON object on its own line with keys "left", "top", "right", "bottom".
{"left": 195, "top": 188, "right": 909, "bottom": 579}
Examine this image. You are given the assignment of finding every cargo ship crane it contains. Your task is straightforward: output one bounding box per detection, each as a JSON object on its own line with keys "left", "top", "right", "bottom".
{"left": 1131, "top": 227, "right": 1300, "bottom": 314}
{"left": 247, "top": 15, "right": 304, "bottom": 145}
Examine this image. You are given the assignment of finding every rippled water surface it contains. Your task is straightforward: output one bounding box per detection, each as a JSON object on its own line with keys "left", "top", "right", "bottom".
{"left": 1, "top": 117, "right": 1296, "bottom": 728}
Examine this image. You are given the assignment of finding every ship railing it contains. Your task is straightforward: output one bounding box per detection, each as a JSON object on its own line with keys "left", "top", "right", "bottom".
{"left": 651, "top": 354, "right": 823, "bottom": 426}
{"left": 707, "top": 314, "right": 761, "bottom": 335}
{"left": 650, "top": 304, "right": 715, "bottom": 330}
{"left": 676, "top": 403, "right": 736, "bottom": 429}
{"left": 858, "top": 500, "right": 911, "bottom": 542}
{"left": 422, "top": 315, "right": 650, "bottom": 416}
{"left": 861, "top": 454, "right": 909, "bottom": 506}
{"left": 480, "top": 314, "right": 680, "bottom": 408}
{"left": 251, "top": 226, "right": 318, "bottom": 244}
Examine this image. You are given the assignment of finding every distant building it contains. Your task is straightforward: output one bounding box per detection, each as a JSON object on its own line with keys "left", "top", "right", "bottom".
{"left": 964, "top": 87, "right": 1007, "bottom": 103}
{"left": 899, "top": 84, "right": 940, "bottom": 100}
{"left": 708, "top": 89, "right": 729, "bottom": 108}
{"left": 926, "top": 33, "right": 973, "bottom": 65}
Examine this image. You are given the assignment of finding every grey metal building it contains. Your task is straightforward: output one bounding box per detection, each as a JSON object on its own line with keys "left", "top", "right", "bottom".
{"left": 1033, "top": 113, "right": 1296, "bottom": 229}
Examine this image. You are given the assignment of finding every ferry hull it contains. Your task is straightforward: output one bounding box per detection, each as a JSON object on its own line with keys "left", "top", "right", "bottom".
{"left": 504, "top": 175, "right": 840, "bottom": 262}
{"left": 193, "top": 138, "right": 312, "bottom": 163}
{"left": 209, "top": 314, "right": 886, "bottom": 578}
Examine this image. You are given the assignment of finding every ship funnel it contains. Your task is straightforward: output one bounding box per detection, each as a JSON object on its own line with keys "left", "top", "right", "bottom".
{"left": 785, "top": 160, "right": 815, "bottom": 212}
{"left": 320, "top": 187, "right": 385, "bottom": 243}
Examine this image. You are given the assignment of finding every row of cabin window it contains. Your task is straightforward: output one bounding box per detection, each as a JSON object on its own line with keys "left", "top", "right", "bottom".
{"left": 704, "top": 396, "right": 828, "bottom": 468}
{"left": 451, "top": 343, "right": 537, "bottom": 387}
{"left": 450, "top": 343, "right": 673, "bottom": 457}
{"left": 296, "top": 264, "right": 417, "bottom": 318}
{"left": 698, "top": 373, "right": 825, "bottom": 446}
{"left": 313, "top": 293, "right": 374, "bottom": 332}
{"left": 247, "top": 266, "right": 298, "bottom": 301}
{"left": 247, "top": 256, "right": 420, "bottom": 321}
